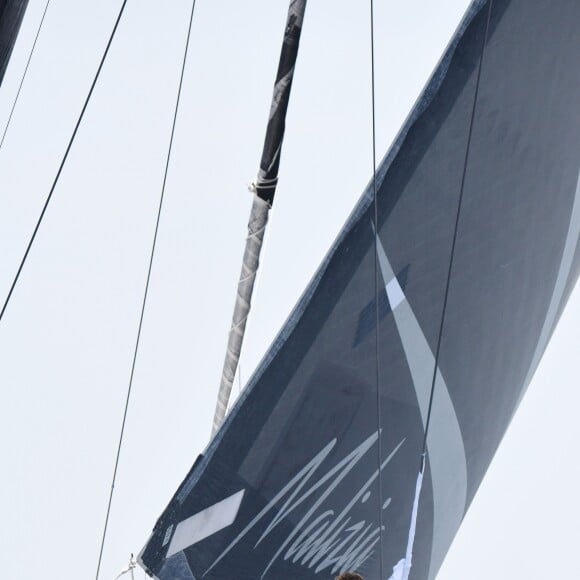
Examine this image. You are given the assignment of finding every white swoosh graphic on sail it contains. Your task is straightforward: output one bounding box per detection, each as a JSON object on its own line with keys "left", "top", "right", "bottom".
{"left": 375, "top": 237, "right": 468, "bottom": 580}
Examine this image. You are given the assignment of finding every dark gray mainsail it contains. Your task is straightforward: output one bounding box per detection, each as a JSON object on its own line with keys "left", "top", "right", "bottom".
{"left": 139, "top": 0, "right": 580, "bottom": 578}
{"left": 0, "top": 0, "right": 28, "bottom": 85}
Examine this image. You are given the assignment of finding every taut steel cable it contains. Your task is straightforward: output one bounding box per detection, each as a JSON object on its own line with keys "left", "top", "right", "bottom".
{"left": 0, "top": 0, "right": 52, "bottom": 150}
{"left": 94, "top": 1, "right": 198, "bottom": 578}
{"left": 0, "top": 0, "right": 129, "bottom": 324}
{"left": 370, "top": 0, "right": 385, "bottom": 578}
{"left": 421, "top": 0, "right": 495, "bottom": 455}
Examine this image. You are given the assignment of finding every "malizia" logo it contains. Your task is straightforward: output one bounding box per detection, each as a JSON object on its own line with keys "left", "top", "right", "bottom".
{"left": 204, "top": 432, "right": 405, "bottom": 578}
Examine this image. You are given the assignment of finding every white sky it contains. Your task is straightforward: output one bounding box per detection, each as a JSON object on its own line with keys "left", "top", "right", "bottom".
{"left": 0, "top": 1, "right": 577, "bottom": 579}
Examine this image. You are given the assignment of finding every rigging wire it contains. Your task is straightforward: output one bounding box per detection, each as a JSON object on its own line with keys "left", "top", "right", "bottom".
{"left": 421, "top": 1, "right": 495, "bottom": 455}
{"left": 369, "top": 6, "right": 494, "bottom": 578}
{"left": 370, "top": 1, "right": 385, "bottom": 578}
{"left": 0, "top": 0, "right": 129, "bottom": 324}
{"left": 93, "top": 1, "right": 198, "bottom": 578}
{"left": 0, "top": 0, "right": 52, "bottom": 151}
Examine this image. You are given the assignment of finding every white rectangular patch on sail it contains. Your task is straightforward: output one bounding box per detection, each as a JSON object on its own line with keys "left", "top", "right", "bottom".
{"left": 386, "top": 277, "right": 405, "bottom": 310}
{"left": 166, "top": 490, "right": 245, "bottom": 558}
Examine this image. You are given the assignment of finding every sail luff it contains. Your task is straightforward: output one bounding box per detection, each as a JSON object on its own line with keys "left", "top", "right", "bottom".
{"left": 212, "top": 0, "right": 307, "bottom": 436}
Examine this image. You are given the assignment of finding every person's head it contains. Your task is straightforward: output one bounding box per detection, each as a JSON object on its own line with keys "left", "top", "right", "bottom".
{"left": 335, "top": 573, "right": 364, "bottom": 580}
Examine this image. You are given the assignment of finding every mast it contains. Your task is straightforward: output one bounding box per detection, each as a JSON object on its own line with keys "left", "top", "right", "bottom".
{"left": 0, "top": 0, "right": 30, "bottom": 85}
{"left": 211, "top": 0, "right": 307, "bottom": 436}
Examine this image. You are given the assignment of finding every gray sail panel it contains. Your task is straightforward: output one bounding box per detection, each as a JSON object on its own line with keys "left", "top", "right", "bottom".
{"left": 433, "top": 0, "right": 580, "bottom": 509}
{"left": 139, "top": 0, "right": 580, "bottom": 578}
{"left": 0, "top": 0, "right": 29, "bottom": 85}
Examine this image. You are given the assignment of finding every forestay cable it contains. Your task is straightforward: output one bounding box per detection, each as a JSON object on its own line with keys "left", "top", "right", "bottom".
{"left": 0, "top": 0, "right": 129, "bottom": 324}
{"left": 0, "top": 0, "right": 52, "bottom": 150}
{"left": 93, "top": 1, "right": 198, "bottom": 578}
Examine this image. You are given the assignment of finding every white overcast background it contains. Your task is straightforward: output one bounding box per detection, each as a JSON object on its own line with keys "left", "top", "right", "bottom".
{"left": 0, "top": 1, "right": 578, "bottom": 579}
